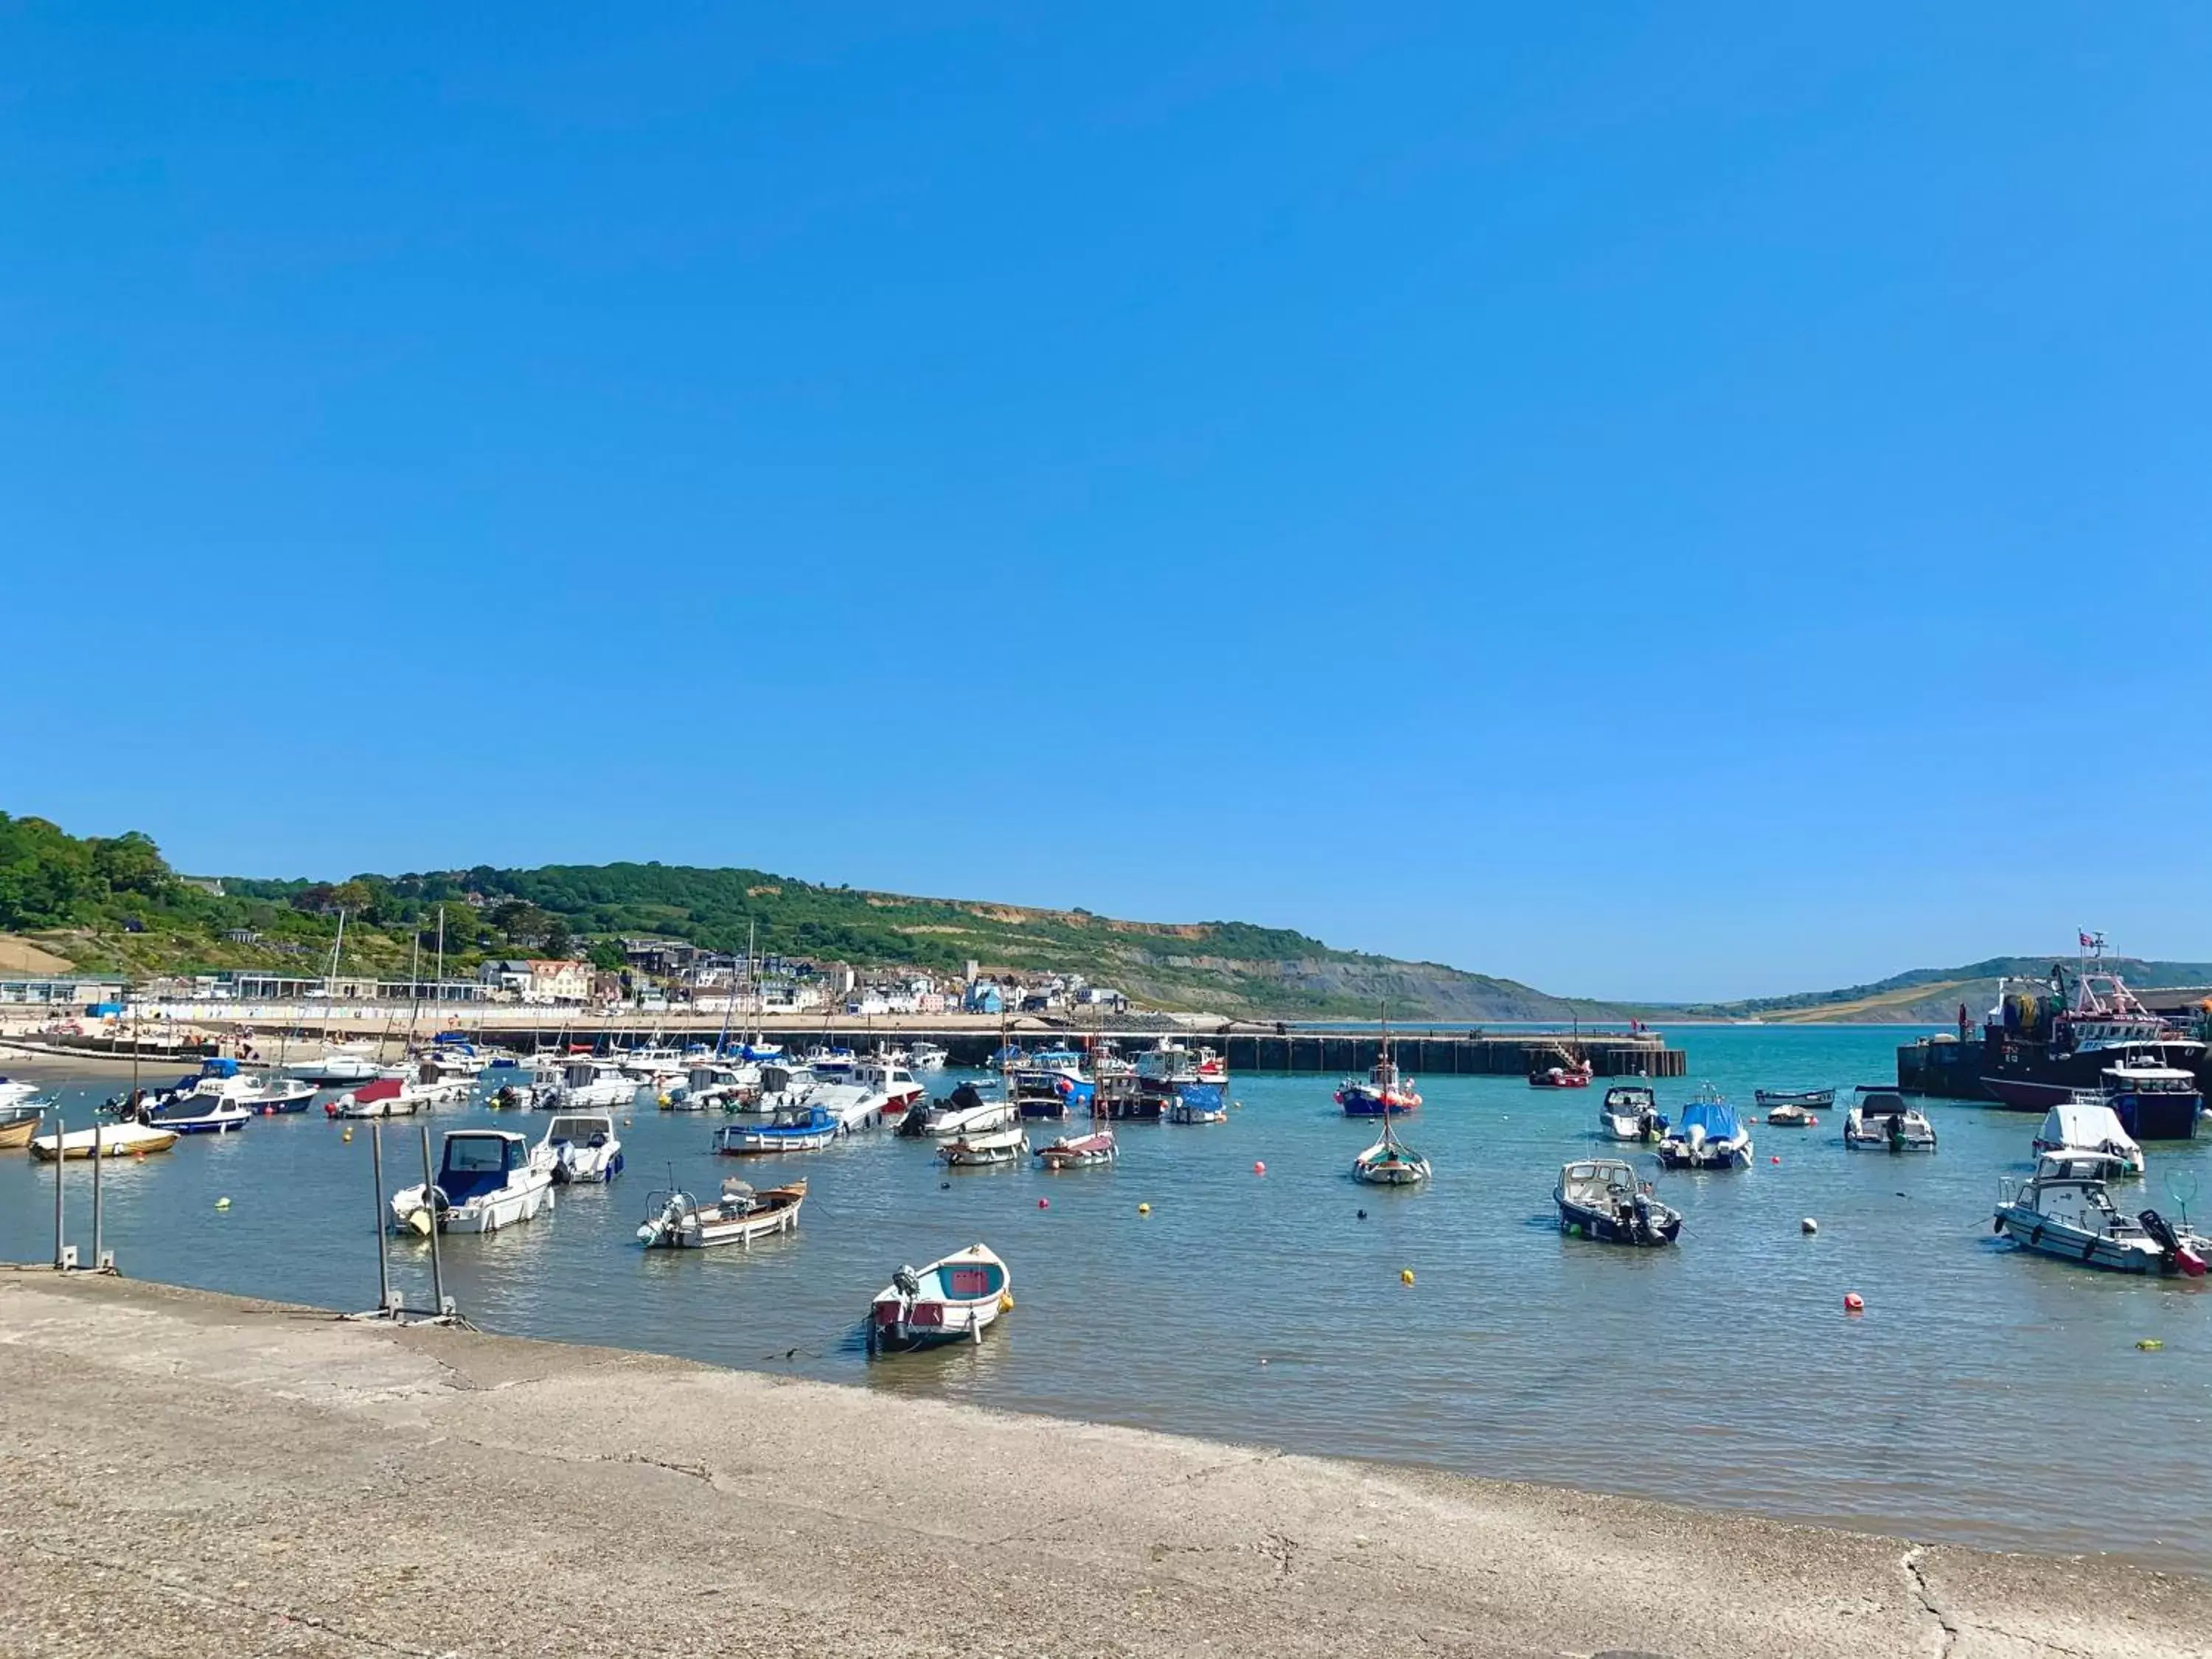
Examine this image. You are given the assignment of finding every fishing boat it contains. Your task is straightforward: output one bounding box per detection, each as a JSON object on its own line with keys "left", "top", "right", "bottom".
{"left": 1337, "top": 1024, "right": 1422, "bottom": 1116}
{"left": 1135, "top": 1040, "right": 1227, "bottom": 1117}
{"left": 715, "top": 1104, "right": 841, "bottom": 1155}
{"left": 1035, "top": 1129, "right": 1116, "bottom": 1169}
{"left": 390, "top": 1130, "right": 557, "bottom": 1235}
{"left": 1094, "top": 1074, "right": 1161, "bottom": 1120}
{"left": 1598, "top": 1084, "right": 1666, "bottom": 1141}
{"left": 0, "top": 1105, "right": 44, "bottom": 1150}
{"left": 867, "top": 1244, "right": 1012, "bottom": 1352}
{"left": 1555, "top": 1158, "right": 1683, "bottom": 1246}
{"left": 1843, "top": 1086, "right": 1938, "bottom": 1152}
{"left": 1755, "top": 1087, "right": 1835, "bottom": 1113}
{"left": 2032, "top": 1096, "right": 2144, "bottom": 1178}
{"left": 938, "top": 1125, "right": 1029, "bottom": 1167}
{"left": 1013, "top": 1049, "right": 1093, "bottom": 1119}
{"left": 909, "top": 1042, "right": 950, "bottom": 1071}
{"left": 536, "top": 1112, "right": 625, "bottom": 1183}
{"left": 31, "top": 1121, "right": 181, "bottom": 1161}
{"left": 636, "top": 1178, "right": 805, "bottom": 1249}
{"left": 1352, "top": 1112, "right": 1430, "bottom": 1185}
{"left": 1167, "top": 1095, "right": 1228, "bottom": 1124}
{"left": 1975, "top": 946, "right": 2205, "bottom": 1136}
{"left": 1993, "top": 1153, "right": 2208, "bottom": 1274}
{"left": 1656, "top": 1093, "right": 1753, "bottom": 1170}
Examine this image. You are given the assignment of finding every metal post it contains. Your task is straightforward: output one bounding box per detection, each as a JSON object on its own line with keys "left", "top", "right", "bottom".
{"left": 90, "top": 1119, "right": 104, "bottom": 1269}
{"left": 420, "top": 1124, "right": 447, "bottom": 1318}
{"left": 52, "top": 1116, "right": 66, "bottom": 1268}
{"left": 371, "top": 1121, "right": 391, "bottom": 1312}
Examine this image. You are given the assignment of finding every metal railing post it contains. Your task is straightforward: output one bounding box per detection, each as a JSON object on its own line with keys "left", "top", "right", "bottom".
{"left": 52, "top": 1116, "right": 66, "bottom": 1269}
{"left": 371, "top": 1121, "right": 391, "bottom": 1312}
{"left": 419, "top": 1124, "right": 447, "bottom": 1318}
{"left": 90, "top": 1119, "right": 105, "bottom": 1270}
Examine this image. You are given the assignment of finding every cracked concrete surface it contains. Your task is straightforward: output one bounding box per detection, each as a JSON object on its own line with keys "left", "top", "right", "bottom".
{"left": 1, "top": 1270, "right": 2204, "bottom": 1658}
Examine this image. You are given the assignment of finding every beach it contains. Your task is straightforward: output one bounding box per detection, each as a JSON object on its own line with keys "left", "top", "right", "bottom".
{"left": 3, "top": 1268, "right": 2203, "bottom": 1658}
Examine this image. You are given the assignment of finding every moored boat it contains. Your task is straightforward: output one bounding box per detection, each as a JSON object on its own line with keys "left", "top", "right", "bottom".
{"left": 1035, "top": 1129, "right": 1116, "bottom": 1169}
{"left": 537, "top": 1112, "right": 625, "bottom": 1183}
{"left": 867, "top": 1244, "right": 1012, "bottom": 1352}
{"left": 1844, "top": 1087, "right": 1938, "bottom": 1152}
{"left": 2032, "top": 1096, "right": 2143, "bottom": 1178}
{"left": 938, "top": 1125, "right": 1029, "bottom": 1166}
{"left": 715, "top": 1104, "right": 841, "bottom": 1155}
{"left": 142, "top": 1093, "right": 252, "bottom": 1135}
{"left": 1352, "top": 1111, "right": 1430, "bottom": 1185}
{"left": 389, "top": 1130, "right": 556, "bottom": 1235}
{"left": 1337, "top": 1025, "right": 1422, "bottom": 1116}
{"left": 1598, "top": 1084, "right": 1666, "bottom": 1141}
{"left": 1755, "top": 1086, "right": 1834, "bottom": 1113}
{"left": 1762, "top": 1101, "right": 1820, "bottom": 1127}
{"left": 1993, "top": 1153, "right": 2208, "bottom": 1274}
{"left": 31, "top": 1121, "right": 181, "bottom": 1161}
{"left": 0, "top": 1105, "right": 45, "bottom": 1150}
{"left": 636, "top": 1178, "right": 804, "bottom": 1248}
{"left": 327, "top": 1078, "right": 421, "bottom": 1119}
{"left": 1975, "top": 947, "right": 2205, "bottom": 1137}
{"left": 1013, "top": 1049, "right": 1093, "bottom": 1119}
{"left": 1656, "top": 1092, "right": 1752, "bottom": 1169}
{"left": 1167, "top": 1095, "right": 1228, "bottom": 1124}
{"left": 1528, "top": 1046, "right": 1594, "bottom": 1089}
{"left": 909, "top": 1041, "right": 950, "bottom": 1071}
{"left": 1555, "top": 1158, "right": 1682, "bottom": 1246}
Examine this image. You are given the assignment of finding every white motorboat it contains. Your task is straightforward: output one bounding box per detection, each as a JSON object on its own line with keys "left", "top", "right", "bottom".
{"left": 288, "top": 1048, "right": 383, "bottom": 1086}
{"left": 636, "top": 1178, "right": 805, "bottom": 1249}
{"left": 1994, "top": 1153, "right": 2208, "bottom": 1274}
{"left": 31, "top": 1121, "right": 181, "bottom": 1161}
{"left": 529, "top": 1060, "right": 641, "bottom": 1110}
{"left": 2033, "top": 1096, "right": 2144, "bottom": 1178}
{"left": 142, "top": 1093, "right": 252, "bottom": 1135}
{"left": 390, "top": 1130, "right": 556, "bottom": 1234}
{"left": 1655, "top": 1092, "right": 1753, "bottom": 1170}
{"left": 928, "top": 1094, "right": 1018, "bottom": 1140}
{"left": 868, "top": 1244, "right": 1012, "bottom": 1352}
{"left": 1556, "top": 1158, "right": 1683, "bottom": 1246}
{"left": 909, "top": 1042, "right": 950, "bottom": 1071}
{"left": 1599, "top": 1084, "right": 1666, "bottom": 1141}
{"left": 938, "top": 1125, "right": 1028, "bottom": 1166}
{"left": 1844, "top": 1087, "right": 1938, "bottom": 1152}
{"left": 0, "top": 1078, "right": 45, "bottom": 1114}
{"left": 537, "top": 1112, "right": 625, "bottom": 1183}
{"left": 851, "top": 1058, "right": 927, "bottom": 1114}
{"left": 327, "top": 1078, "right": 422, "bottom": 1118}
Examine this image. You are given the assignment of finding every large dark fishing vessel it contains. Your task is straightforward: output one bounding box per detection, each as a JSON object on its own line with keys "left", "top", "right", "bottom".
{"left": 1976, "top": 942, "right": 2204, "bottom": 1139}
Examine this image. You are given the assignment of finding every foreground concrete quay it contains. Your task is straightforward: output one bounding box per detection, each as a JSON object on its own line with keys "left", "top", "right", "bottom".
{"left": 0, "top": 1273, "right": 2202, "bottom": 1659}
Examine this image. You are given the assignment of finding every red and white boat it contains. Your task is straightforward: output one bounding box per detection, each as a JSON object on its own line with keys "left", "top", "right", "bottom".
{"left": 1528, "top": 1049, "right": 1594, "bottom": 1089}
{"left": 1035, "top": 1129, "right": 1116, "bottom": 1169}
{"left": 1337, "top": 1026, "right": 1422, "bottom": 1116}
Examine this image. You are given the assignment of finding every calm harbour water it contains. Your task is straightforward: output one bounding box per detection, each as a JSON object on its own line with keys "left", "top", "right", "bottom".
{"left": 6, "top": 1026, "right": 2209, "bottom": 1573}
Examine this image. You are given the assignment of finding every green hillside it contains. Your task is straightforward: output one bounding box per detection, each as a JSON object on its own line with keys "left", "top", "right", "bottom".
{"left": 0, "top": 810, "right": 1611, "bottom": 1020}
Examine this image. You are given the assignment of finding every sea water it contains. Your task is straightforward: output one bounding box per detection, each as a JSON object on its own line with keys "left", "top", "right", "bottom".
{"left": 4, "top": 1026, "right": 2208, "bottom": 1571}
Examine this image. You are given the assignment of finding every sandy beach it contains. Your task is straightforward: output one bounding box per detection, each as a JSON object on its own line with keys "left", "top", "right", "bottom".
{"left": 1, "top": 1269, "right": 2202, "bottom": 1658}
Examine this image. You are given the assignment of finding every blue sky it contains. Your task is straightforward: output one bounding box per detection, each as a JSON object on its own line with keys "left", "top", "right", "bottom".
{"left": 4, "top": 5, "right": 2208, "bottom": 1001}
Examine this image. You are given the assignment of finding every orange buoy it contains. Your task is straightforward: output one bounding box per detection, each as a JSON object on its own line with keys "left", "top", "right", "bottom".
{"left": 1843, "top": 1292, "right": 1865, "bottom": 1313}
{"left": 1253, "top": 1161, "right": 1266, "bottom": 1175}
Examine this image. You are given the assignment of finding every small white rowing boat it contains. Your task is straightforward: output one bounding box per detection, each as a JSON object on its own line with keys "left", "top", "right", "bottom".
{"left": 31, "top": 1122, "right": 181, "bottom": 1161}
{"left": 939, "top": 1125, "right": 1028, "bottom": 1166}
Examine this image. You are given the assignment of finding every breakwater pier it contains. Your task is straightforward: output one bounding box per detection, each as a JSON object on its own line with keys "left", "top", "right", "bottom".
{"left": 3, "top": 1270, "right": 2197, "bottom": 1659}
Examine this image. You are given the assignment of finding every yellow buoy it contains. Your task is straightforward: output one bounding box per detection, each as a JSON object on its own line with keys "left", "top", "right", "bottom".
{"left": 2138, "top": 1338, "right": 2164, "bottom": 1351}
{"left": 1137, "top": 1202, "right": 1152, "bottom": 1215}
{"left": 341, "top": 1128, "right": 353, "bottom": 1143}
{"left": 1400, "top": 1268, "right": 1414, "bottom": 1286}
{"left": 215, "top": 1197, "right": 232, "bottom": 1211}
{"left": 406, "top": 1208, "right": 434, "bottom": 1238}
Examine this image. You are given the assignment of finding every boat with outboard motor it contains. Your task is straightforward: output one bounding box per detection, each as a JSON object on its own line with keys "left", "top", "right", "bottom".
{"left": 132, "top": 1058, "right": 315, "bottom": 1119}
{"left": 867, "top": 1244, "right": 1012, "bottom": 1352}
{"left": 636, "top": 1177, "right": 804, "bottom": 1249}
{"left": 1843, "top": 1086, "right": 1938, "bottom": 1152}
{"left": 389, "top": 1130, "right": 557, "bottom": 1234}
{"left": 1352, "top": 1111, "right": 1430, "bottom": 1186}
{"left": 898, "top": 1081, "right": 1018, "bottom": 1140}
{"left": 1556, "top": 1158, "right": 1682, "bottom": 1246}
{"left": 536, "top": 1112, "right": 624, "bottom": 1183}
{"left": 1656, "top": 1091, "right": 1753, "bottom": 1170}
{"left": 715, "top": 1104, "right": 841, "bottom": 1155}
{"left": 1035, "top": 1129, "right": 1116, "bottom": 1169}
{"left": 2033, "top": 1096, "right": 2143, "bottom": 1178}
{"left": 1993, "top": 1152, "right": 2208, "bottom": 1274}
{"left": 939, "top": 1124, "right": 1029, "bottom": 1167}
{"left": 1599, "top": 1084, "right": 1666, "bottom": 1141}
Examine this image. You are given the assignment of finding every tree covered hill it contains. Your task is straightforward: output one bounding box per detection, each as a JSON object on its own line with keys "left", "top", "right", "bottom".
{"left": 0, "top": 813, "right": 1608, "bottom": 1019}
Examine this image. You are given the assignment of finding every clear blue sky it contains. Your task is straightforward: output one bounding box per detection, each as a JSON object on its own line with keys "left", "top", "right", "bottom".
{"left": 4, "top": 6, "right": 2208, "bottom": 1001}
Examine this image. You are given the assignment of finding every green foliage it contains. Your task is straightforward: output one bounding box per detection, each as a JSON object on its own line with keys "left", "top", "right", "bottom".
{"left": 0, "top": 813, "right": 185, "bottom": 929}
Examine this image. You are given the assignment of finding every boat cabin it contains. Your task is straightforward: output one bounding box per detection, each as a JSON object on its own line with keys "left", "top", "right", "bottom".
{"left": 543, "top": 1114, "right": 614, "bottom": 1150}
{"left": 438, "top": 1131, "right": 532, "bottom": 1203}
{"left": 1559, "top": 1159, "right": 1643, "bottom": 1211}
{"left": 1853, "top": 1088, "right": 1909, "bottom": 1118}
